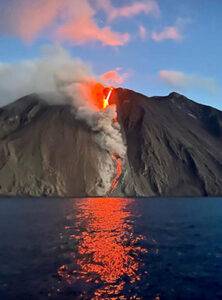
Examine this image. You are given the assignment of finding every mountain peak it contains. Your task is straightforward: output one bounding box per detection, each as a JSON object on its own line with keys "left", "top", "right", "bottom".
{"left": 0, "top": 90, "right": 222, "bottom": 197}
{"left": 168, "top": 91, "right": 186, "bottom": 99}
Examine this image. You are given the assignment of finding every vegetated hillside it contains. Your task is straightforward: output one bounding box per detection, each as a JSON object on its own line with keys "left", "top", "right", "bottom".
{"left": 0, "top": 89, "right": 222, "bottom": 197}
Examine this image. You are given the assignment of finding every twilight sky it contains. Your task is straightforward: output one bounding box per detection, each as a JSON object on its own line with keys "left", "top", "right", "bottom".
{"left": 0, "top": 0, "right": 222, "bottom": 109}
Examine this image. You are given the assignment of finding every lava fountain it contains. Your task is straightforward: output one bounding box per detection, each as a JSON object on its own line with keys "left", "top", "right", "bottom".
{"left": 103, "top": 87, "right": 113, "bottom": 109}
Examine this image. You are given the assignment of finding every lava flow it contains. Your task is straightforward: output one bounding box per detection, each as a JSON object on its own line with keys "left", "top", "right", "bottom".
{"left": 100, "top": 86, "right": 124, "bottom": 192}
{"left": 82, "top": 82, "right": 124, "bottom": 192}
{"left": 111, "top": 155, "right": 123, "bottom": 191}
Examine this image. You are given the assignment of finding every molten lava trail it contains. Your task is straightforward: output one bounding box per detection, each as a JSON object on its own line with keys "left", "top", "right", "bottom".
{"left": 111, "top": 155, "right": 123, "bottom": 192}
{"left": 103, "top": 87, "right": 123, "bottom": 192}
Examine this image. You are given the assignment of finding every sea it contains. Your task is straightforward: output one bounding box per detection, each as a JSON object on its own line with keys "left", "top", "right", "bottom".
{"left": 0, "top": 197, "right": 222, "bottom": 300}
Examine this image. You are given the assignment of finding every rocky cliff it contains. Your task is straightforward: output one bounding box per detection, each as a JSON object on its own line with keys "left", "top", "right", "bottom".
{"left": 0, "top": 89, "right": 222, "bottom": 197}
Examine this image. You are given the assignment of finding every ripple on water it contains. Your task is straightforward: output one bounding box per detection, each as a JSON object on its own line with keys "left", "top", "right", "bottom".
{"left": 56, "top": 198, "right": 151, "bottom": 299}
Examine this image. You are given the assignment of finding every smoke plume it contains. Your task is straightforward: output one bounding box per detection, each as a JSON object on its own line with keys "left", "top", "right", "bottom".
{"left": 0, "top": 45, "right": 93, "bottom": 106}
{"left": 0, "top": 45, "right": 126, "bottom": 193}
{"left": 55, "top": 55, "right": 126, "bottom": 194}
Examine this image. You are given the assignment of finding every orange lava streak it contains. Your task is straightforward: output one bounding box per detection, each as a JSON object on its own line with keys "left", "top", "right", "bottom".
{"left": 79, "top": 82, "right": 114, "bottom": 110}
{"left": 103, "top": 87, "right": 113, "bottom": 109}
{"left": 111, "top": 155, "right": 123, "bottom": 191}
{"left": 80, "top": 83, "right": 123, "bottom": 190}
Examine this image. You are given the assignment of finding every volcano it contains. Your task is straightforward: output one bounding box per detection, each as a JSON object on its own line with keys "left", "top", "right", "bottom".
{"left": 0, "top": 89, "right": 222, "bottom": 197}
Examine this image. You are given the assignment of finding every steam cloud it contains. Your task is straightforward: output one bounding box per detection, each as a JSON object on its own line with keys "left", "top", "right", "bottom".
{"left": 0, "top": 45, "right": 126, "bottom": 194}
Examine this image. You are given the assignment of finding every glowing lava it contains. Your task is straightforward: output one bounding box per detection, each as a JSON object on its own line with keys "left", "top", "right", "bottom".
{"left": 103, "top": 87, "right": 113, "bottom": 109}
{"left": 81, "top": 82, "right": 124, "bottom": 192}
{"left": 101, "top": 86, "right": 123, "bottom": 192}
{"left": 81, "top": 82, "right": 114, "bottom": 110}
{"left": 111, "top": 156, "right": 123, "bottom": 192}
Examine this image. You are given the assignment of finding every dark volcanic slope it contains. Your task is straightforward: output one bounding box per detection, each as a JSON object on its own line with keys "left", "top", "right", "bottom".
{"left": 113, "top": 89, "right": 222, "bottom": 196}
{"left": 0, "top": 90, "right": 222, "bottom": 196}
{"left": 0, "top": 94, "right": 112, "bottom": 196}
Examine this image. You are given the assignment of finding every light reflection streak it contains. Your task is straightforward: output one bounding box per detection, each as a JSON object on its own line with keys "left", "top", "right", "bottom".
{"left": 58, "top": 198, "right": 146, "bottom": 299}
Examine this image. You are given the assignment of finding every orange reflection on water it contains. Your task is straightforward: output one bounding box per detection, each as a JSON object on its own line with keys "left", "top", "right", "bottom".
{"left": 59, "top": 198, "right": 146, "bottom": 299}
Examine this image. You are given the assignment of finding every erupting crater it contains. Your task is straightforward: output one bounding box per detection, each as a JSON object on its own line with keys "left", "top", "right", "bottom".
{"left": 91, "top": 83, "right": 124, "bottom": 194}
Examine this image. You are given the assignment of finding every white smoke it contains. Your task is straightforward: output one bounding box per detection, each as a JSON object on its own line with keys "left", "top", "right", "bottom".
{"left": 0, "top": 45, "right": 94, "bottom": 106}
{"left": 0, "top": 45, "right": 126, "bottom": 193}
{"left": 56, "top": 65, "right": 126, "bottom": 194}
{"left": 76, "top": 105, "right": 126, "bottom": 158}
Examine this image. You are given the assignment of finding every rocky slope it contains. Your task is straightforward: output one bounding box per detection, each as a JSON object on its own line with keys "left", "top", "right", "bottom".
{"left": 0, "top": 89, "right": 222, "bottom": 197}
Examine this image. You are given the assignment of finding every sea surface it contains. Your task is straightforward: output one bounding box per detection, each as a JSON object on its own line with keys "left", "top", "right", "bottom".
{"left": 0, "top": 197, "right": 222, "bottom": 300}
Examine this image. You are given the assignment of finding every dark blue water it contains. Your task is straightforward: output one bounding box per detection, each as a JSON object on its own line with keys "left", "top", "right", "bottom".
{"left": 0, "top": 198, "right": 222, "bottom": 300}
